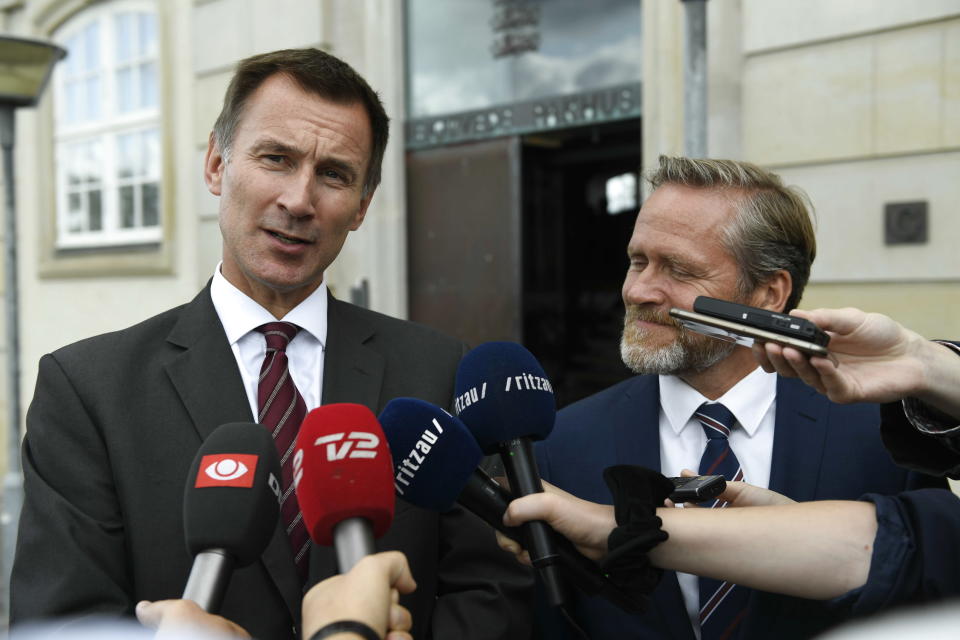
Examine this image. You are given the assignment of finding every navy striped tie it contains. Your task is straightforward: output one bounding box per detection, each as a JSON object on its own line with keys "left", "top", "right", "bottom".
{"left": 695, "top": 402, "right": 749, "bottom": 640}
{"left": 256, "top": 322, "right": 310, "bottom": 583}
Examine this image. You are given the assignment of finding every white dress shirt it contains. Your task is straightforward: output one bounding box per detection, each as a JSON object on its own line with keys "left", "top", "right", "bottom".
{"left": 658, "top": 366, "right": 777, "bottom": 639}
{"left": 210, "top": 264, "right": 328, "bottom": 421}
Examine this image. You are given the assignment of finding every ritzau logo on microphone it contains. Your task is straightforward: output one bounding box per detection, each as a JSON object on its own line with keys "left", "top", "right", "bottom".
{"left": 195, "top": 454, "right": 258, "bottom": 488}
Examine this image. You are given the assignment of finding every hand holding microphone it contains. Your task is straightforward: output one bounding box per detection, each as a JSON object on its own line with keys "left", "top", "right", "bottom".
{"left": 181, "top": 422, "right": 282, "bottom": 613}
{"left": 380, "top": 396, "right": 645, "bottom": 612}
{"left": 454, "top": 342, "right": 566, "bottom": 607}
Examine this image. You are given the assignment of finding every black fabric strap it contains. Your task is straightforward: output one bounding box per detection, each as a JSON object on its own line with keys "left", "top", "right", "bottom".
{"left": 599, "top": 464, "right": 673, "bottom": 609}
{"left": 308, "top": 620, "right": 380, "bottom": 640}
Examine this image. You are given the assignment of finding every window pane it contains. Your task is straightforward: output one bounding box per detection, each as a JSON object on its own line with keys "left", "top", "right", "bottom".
{"left": 120, "top": 185, "right": 136, "bottom": 227}
{"left": 143, "top": 128, "right": 160, "bottom": 177}
{"left": 116, "top": 66, "right": 134, "bottom": 113}
{"left": 64, "top": 32, "right": 81, "bottom": 75}
{"left": 85, "top": 76, "right": 100, "bottom": 121}
{"left": 142, "top": 183, "right": 159, "bottom": 227}
{"left": 65, "top": 81, "right": 80, "bottom": 124}
{"left": 88, "top": 190, "right": 103, "bottom": 231}
{"left": 83, "top": 142, "right": 102, "bottom": 184}
{"left": 139, "top": 13, "right": 157, "bottom": 55}
{"left": 83, "top": 21, "right": 100, "bottom": 72}
{"left": 67, "top": 193, "right": 83, "bottom": 232}
{"left": 115, "top": 13, "right": 134, "bottom": 62}
{"left": 117, "top": 133, "right": 137, "bottom": 179}
{"left": 140, "top": 61, "right": 157, "bottom": 108}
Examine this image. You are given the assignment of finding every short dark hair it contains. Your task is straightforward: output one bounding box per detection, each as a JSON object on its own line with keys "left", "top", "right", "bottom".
{"left": 647, "top": 155, "right": 817, "bottom": 312}
{"left": 213, "top": 48, "right": 389, "bottom": 197}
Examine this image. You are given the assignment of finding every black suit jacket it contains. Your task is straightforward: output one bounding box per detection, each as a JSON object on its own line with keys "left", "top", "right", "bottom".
{"left": 11, "top": 286, "right": 532, "bottom": 639}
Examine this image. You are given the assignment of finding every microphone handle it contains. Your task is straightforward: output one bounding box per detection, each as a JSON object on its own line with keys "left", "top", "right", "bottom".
{"left": 334, "top": 517, "right": 375, "bottom": 573}
{"left": 500, "top": 437, "right": 566, "bottom": 607}
{"left": 459, "top": 470, "right": 643, "bottom": 613}
{"left": 182, "top": 548, "right": 234, "bottom": 613}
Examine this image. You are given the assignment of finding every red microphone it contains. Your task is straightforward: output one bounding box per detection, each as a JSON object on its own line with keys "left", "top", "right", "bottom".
{"left": 293, "top": 403, "right": 394, "bottom": 572}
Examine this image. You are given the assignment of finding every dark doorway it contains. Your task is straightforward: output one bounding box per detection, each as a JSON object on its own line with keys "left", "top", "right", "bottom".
{"left": 521, "top": 119, "right": 640, "bottom": 408}
{"left": 406, "top": 119, "right": 640, "bottom": 409}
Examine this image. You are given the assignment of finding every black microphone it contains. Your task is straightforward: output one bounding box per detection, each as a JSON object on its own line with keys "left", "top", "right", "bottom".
{"left": 454, "top": 342, "right": 567, "bottom": 606}
{"left": 379, "top": 397, "right": 643, "bottom": 612}
{"left": 182, "top": 422, "right": 281, "bottom": 612}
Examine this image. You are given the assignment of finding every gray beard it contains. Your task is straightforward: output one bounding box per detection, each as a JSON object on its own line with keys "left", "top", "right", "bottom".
{"left": 619, "top": 321, "right": 736, "bottom": 376}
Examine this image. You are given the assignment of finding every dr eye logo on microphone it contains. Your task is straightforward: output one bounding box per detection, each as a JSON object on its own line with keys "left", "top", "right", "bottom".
{"left": 194, "top": 454, "right": 259, "bottom": 488}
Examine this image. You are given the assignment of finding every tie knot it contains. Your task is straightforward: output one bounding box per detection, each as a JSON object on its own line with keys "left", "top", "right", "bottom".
{"left": 695, "top": 402, "right": 736, "bottom": 440}
{"left": 256, "top": 322, "right": 300, "bottom": 351}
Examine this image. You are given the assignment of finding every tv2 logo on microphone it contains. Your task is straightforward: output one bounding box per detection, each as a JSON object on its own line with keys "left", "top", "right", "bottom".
{"left": 195, "top": 454, "right": 258, "bottom": 488}
{"left": 292, "top": 431, "right": 381, "bottom": 489}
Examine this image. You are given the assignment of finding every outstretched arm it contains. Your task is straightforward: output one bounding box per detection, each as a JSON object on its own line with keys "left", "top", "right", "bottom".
{"left": 752, "top": 307, "right": 960, "bottom": 419}
{"left": 500, "top": 480, "right": 877, "bottom": 600}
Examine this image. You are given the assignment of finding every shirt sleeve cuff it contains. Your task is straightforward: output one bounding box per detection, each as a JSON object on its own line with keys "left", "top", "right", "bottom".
{"left": 901, "top": 341, "right": 960, "bottom": 436}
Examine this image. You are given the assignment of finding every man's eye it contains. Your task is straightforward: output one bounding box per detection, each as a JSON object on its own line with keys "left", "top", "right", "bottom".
{"left": 322, "top": 169, "right": 346, "bottom": 181}
{"left": 264, "top": 155, "right": 285, "bottom": 164}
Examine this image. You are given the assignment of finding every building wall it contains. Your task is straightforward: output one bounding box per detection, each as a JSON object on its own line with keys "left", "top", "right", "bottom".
{"left": 645, "top": 0, "right": 960, "bottom": 337}
{"left": 2, "top": 1, "right": 958, "bottom": 479}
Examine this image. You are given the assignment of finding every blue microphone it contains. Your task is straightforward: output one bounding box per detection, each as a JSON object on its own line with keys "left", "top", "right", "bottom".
{"left": 379, "top": 397, "right": 642, "bottom": 613}
{"left": 379, "top": 397, "right": 483, "bottom": 511}
{"left": 454, "top": 342, "right": 566, "bottom": 606}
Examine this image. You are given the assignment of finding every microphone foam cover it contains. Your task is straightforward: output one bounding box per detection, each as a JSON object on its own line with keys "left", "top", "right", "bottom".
{"left": 379, "top": 398, "right": 483, "bottom": 511}
{"left": 294, "top": 404, "right": 394, "bottom": 546}
{"left": 454, "top": 341, "right": 556, "bottom": 452}
{"left": 183, "top": 422, "right": 281, "bottom": 566}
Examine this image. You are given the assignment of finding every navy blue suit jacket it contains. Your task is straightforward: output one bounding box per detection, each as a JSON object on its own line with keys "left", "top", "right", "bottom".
{"left": 535, "top": 374, "right": 945, "bottom": 640}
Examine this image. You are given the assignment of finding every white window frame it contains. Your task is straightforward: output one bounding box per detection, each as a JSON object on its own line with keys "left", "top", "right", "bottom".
{"left": 53, "top": 0, "right": 162, "bottom": 250}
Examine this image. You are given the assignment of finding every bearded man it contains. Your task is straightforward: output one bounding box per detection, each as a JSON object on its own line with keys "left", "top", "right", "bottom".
{"left": 533, "top": 156, "right": 944, "bottom": 640}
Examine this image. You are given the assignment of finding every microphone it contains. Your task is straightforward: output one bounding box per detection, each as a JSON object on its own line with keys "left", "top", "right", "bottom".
{"left": 379, "top": 397, "right": 642, "bottom": 612}
{"left": 293, "top": 403, "right": 394, "bottom": 572}
{"left": 182, "top": 422, "right": 281, "bottom": 612}
{"left": 454, "top": 342, "right": 567, "bottom": 606}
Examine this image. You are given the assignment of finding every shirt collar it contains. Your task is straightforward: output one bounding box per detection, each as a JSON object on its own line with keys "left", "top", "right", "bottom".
{"left": 659, "top": 365, "right": 776, "bottom": 437}
{"left": 210, "top": 262, "right": 328, "bottom": 348}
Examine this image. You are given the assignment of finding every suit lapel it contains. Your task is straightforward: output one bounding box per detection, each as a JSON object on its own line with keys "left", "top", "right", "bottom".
{"left": 321, "top": 295, "right": 385, "bottom": 411}
{"left": 163, "top": 284, "right": 302, "bottom": 622}
{"left": 615, "top": 377, "right": 695, "bottom": 640}
{"left": 767, "top": 376, "right": 829, "bottom": 501}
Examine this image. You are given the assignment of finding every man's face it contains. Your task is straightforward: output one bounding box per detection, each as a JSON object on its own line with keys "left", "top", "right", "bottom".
{"left": 620, "top": 183, "right": 753, "bottom": 376}
{"left": 204, "top": 73, "right": 374, "bottom": 309}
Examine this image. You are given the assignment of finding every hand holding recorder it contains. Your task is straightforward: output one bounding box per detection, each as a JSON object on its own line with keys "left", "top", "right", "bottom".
{"left": 750, "top": 307, "right": 960, "bottom": 419}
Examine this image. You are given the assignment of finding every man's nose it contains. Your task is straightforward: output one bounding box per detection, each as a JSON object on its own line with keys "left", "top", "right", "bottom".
{"left": 623, "top": 269, "right": 667, "bottom": 307}
{"left": 276, "top": 168, "right": 316, "bottom": 217}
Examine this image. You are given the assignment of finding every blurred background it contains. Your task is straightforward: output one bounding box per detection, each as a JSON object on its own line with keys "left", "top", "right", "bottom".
{"left": 0, "top": 0, "right": 956, "bottom": 621}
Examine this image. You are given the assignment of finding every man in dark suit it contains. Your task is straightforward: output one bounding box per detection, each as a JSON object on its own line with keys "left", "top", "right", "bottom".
{"left": 11, "top": 48, "right": 531, "bottom": 640}
{"left": 535, "top": 156, "right": 943, "bottom": 640}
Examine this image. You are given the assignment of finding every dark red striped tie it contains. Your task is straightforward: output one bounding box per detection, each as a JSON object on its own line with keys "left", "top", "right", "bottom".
{"left": 695, "top": 402, "right": 749, "bottom": 640}
{"left": 256, "top": 322, "right": 310, "bottom": 583}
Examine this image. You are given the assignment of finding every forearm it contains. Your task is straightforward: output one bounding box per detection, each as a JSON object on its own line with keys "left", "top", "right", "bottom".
{"left": 651, "top": 501, "right": 877, "bottom": 600}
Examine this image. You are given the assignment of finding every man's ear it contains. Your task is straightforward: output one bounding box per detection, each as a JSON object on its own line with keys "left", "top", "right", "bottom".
{"left": 204, "top": 132, "right": 225, "bottom": 196}
{"left": 349, "top": 188, "right": 376, "bottom": 231}
{"left": 752, "top": 269, "right": 792, "bottom": 313}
